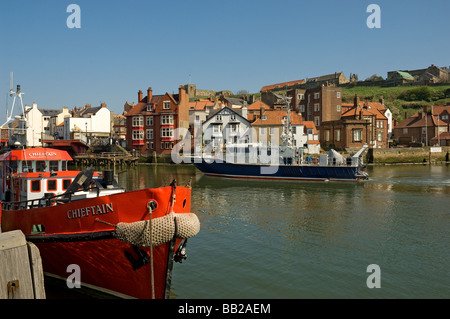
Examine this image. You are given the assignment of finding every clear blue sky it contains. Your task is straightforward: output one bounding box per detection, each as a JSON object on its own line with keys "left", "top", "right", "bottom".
{"left": 0, "top": 0, "right": 449, "bottom": 120}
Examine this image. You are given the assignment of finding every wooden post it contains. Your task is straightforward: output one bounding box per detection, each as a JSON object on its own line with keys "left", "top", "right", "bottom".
{"left": 0, "top": 230, "right": 46, "bottom": 299}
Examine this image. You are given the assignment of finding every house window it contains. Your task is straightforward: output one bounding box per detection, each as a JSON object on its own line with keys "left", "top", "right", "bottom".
{"left": 298, "top": 94, "right": 304, "bottom": 100}
{"left": 161, "top": 128, "right": 174, "bottom": 138}
{"left": 353, "top": 129, "right": 362, "bottom": 142}
{"left": 403, "top": 128, "right": 408, "bottom": 134}
{"left": 132, "top": 130, "right": 144, "bottom": 140}
{"left": 337, "top": 105, "right": 341, "bottom": 112}
{"left": 314, "top": 116, "right": 320, "bottom": 127}
{"left": 377, "top": 131, "right": 383, "bottom": 142}
{"left": 161, "top": 142, "right": 164, "bottom": 149}
{"left": 213, "top": 125, "right": 223, "bottom": 134}
{"left": 337, "top": 91, "right": 341, "bottom": 98}
{"left": 314, "top": 103, "right": 320, "bottom": 112}
{"left": 216, "top": 115, "right": 222, "bottom": 121}
{"left": 132, "top": 116, "right": 143, "bottom": 127}
{"left": 231, "top": 124, "right": 239, "bottom": 132}
{"left": 31, "top": 180, "right": 41, "bottom": 192}
{"left": 335, "top": 129, "right": 341, "bottom": 142}
{"left": 47, "top": 179, "right": 57, "bottom": 191}
{"left": 230, "top": 114, "right": 236, "bottom": 121}
{"left": 422, "top": 127, "right": 426, "bottom": 134}
{"left": 259, "top": 127, "right": 266, "bottom": 135}
{"left": 146, "top": 105, "right": 152, "bottom": 112}
{"left": 314, "top": 92, "right": 320, "bottom": 99}
{"left": 146, "top": 116, "right": 153, "bottom": 126}
{"left": 325, "top": 130, "right": 330, "bottom": 142}
{"left": 269, "top": 127, "right": 275, "bottom": 135}
{"left": 195, "top": 115, "right": 200, "bottom": 121}
{"left": 150, "top": 142, "right": 154, "bottom": 149}
{"left": 300, "top": 105, "right": 305, "bottom": 112}
{"left": 146, "top": 129, "right": 153, "bottom": 140}
{"left": 442, "top": 115, "right": 448, "bottom": 120}
{"left": 292, "top": 127, "right": 296, "bottom": 134}
{"left": 62, "top": 161, "right": 67, "bottom": 171}
{"left": 161, "top": 115, "right": 173, "bottom": 125}
{"left": 163, "top": 101, "right": 171, "bottom": 109}
{"left": 146, "top": 142, "right": 150, "bottom": 149}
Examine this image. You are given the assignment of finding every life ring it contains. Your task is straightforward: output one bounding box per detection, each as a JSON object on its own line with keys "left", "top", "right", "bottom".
{"left": 312, "top": 158, "right": 319, "bottom": 164}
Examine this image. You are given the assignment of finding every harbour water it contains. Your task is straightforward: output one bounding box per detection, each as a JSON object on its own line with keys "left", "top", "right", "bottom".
{"left": 122, "top": 163, "right": 449, "bottom": 299}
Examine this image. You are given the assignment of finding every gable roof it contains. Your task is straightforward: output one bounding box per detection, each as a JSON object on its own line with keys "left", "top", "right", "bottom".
{"left": 247, "top": 100, "right": 270, "bottom": 111}
{"left": 251, "top": 110, "right": 303, "bottom": 126}
{"left": 204, "top": 106, "right": 249, "bottom": 125}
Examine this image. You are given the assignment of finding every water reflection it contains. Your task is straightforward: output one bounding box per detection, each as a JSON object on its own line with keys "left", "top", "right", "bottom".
{"left": 119, "top": 164, "right": 449, "bottom": 298}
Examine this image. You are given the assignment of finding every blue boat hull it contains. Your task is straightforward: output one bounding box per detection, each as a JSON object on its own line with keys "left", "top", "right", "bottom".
{"left": 193, "top": 159, "right": 366, "bottom": 182}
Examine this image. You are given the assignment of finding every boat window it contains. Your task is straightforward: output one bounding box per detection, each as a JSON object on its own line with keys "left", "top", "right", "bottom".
{"left": 22, "top": 161, "right": 33, "bottom": 172}
{"left": 47, "top": 179, "right": 57, "bottom": 191}
{"left": 49, "top": 161, "right": 58, "bottom": 171}
{"left": 62, "top": 161, "right": 67, "bottom": 171}
{"left": 36, "top": 161, "right": 46, "bottom": 172}
{"left": 62, "top": 179, "right": 72, "bottom": 190}
{"left": 31, "top": 180, "right": 41, "bottom": 192}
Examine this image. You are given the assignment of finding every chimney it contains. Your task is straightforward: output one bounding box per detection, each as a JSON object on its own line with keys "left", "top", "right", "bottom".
{"left": 147, "top": 87, "right": 152, "bottom": 104}
{"left": 178, "top": 85, "right": 185, "bottom": 104}
{"left": 354, "top": 94, "right": 360, "bottom": 108}
{"left": 364, "top": 99, "right": 369, "bottom": 109}
{"left": 422, "top": 105, "right": 428, "bottom": 118}
{"left": 101, "top": 102, "right": 107, "bottom": 108}
{"left": 404, "top": 112, "right": 408, "bottom": 120}
{"left": 242, "top": 106, "right": 248, "bottom": 120}
{"left": 379, "top": 96, "right": 384, "bottom": 105}
{"left": 260, "top": 105, "right": 265, "bottom": 118}
{"left": 138, "top": 90, "right": 143, "bottom": 102}
{"left": 85, "top": 104, "right": 91, "bottom": 109}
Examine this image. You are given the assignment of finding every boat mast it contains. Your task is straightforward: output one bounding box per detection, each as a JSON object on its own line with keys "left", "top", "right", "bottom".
{"left": 2, "top": 72, "right": 26, "bottom": 128}
{"left": 280, "top": 96, "right": 293, "bottom": 148}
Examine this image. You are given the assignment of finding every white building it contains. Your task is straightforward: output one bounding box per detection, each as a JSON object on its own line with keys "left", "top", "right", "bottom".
{"left": 202, "top": 106, "right": 251, "bottom": 151}
{"left": 9, "top": 103, "right": 72, "bottom": 147}
{"left": 63, "top": 104, "right": 111, "bottom": 141}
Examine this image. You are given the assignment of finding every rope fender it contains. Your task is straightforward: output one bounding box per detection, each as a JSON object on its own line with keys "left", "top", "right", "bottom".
{"left": 113, "top": 212, "right": 200, "bottom": 247}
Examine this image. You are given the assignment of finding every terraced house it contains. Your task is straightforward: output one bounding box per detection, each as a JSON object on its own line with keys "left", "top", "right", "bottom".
{"left": 125, "top": 86, "right": 190, "bottom": 156}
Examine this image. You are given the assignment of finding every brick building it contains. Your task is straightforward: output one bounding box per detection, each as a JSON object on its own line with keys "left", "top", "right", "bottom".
{"left": 298, "top": 85, "right": 343, "bottom": 137}
{"left": 393, "top": 105, "right": 448, "bottom": 146}
{"left": 320, "top": 95, "right": 389, "bottom": 149}
{"left": 125, "top": 86, "right": 190, "bottom": 156}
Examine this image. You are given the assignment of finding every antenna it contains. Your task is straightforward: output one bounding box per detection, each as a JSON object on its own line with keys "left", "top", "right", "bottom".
{"left": 9, "top": 72, "right": 13, "bottom": 96}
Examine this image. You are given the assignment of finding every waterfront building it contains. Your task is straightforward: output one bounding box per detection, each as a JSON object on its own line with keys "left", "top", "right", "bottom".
{"left": 63, "top": 103, "right": 111, "bottom": 142}
{"left": 250, "top": 109, "right": 320, "bottom": 154}
{"left": 8, "top": 103, "right": 72, "bottom": 148}
{"left": 202, "top": 106, "right": 251, "bottom": 151}
{"left": 393, "top": 105, "right": 449, "bottom": 146}
{"left": 320, "top": 95, "right": 389, "bottom": 150}
{"left": 125, "top": 86, "right": 190, "bottom": 156}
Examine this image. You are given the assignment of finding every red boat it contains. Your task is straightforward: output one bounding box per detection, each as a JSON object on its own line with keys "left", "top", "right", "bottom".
{"left": 0, "top": 148, "right": 200, "bottom": 299}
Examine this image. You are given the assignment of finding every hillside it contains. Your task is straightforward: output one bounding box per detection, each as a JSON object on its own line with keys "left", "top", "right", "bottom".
{"left": 341, "top": 85, "right": 450, "bottom": 121}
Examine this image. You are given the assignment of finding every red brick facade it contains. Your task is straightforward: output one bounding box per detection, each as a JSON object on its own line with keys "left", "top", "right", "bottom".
{"left": 125, "top": 86, "right": 189, "bottom": 156}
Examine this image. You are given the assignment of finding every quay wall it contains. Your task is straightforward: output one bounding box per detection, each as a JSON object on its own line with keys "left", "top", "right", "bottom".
{"left": 368, "top": 147, "right": 450, "bottom": 164}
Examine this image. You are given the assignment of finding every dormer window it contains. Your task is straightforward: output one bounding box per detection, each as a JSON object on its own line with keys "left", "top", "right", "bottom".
{"left": 163, "top": 101, "right": 171, "bottom": 109}
{"left": 147, "top": 104, "right": 152, "bottom": 112}
{"left": 262, "top": 115, "right": 267, "bottom": 120}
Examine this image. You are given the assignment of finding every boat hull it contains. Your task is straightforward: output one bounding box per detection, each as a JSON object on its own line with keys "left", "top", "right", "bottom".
{"left": 194, "top": 160, "right": 363, "bottom": 182}
{"left": 1, "top": 186, "right": 192, "bottom": 299}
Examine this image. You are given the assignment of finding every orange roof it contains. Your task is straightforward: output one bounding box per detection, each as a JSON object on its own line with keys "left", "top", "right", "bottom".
{"left": 260, "top": 79, "right": 305, "bottom": 92}
{"left": 247, "top": 100, "right": 270, "bottom": 110}
{"left": 189, "top": 100, "right": 215, "bottom": 111}
{"left": 251, "top": 110, "right": 303, "bottom": 126}
{"left": 308, "top": 140, "right": 320, "bottom": 144}
{"left": 303, "top": 121, "right": 318, "bottom": 134}
{"left": 0, "top": 148, "right": 73, "bottom": 161}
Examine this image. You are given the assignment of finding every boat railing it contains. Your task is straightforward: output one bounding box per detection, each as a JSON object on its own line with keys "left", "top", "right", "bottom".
{"left": 1, "top": 186, "right": 101, "bottom": 211}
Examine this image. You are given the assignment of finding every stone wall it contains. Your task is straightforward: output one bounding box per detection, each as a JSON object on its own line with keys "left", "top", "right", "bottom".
{"left": 368, "top": 147, "right": 450, "bottom": 163}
